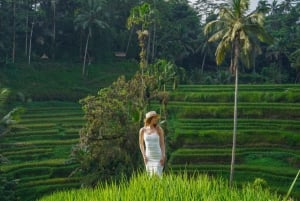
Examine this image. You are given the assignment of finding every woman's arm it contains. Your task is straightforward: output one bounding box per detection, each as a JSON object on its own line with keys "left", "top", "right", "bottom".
{"left": 139, "top": 127, "right": 147, "bottom": 163}
{"left": 158, "top": 126, "right": 166, "bottom": 165}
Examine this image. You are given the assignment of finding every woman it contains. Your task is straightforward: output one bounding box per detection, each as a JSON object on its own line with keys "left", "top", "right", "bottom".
{"left": 139, "top": 111, "right": 166, "bottom": 177}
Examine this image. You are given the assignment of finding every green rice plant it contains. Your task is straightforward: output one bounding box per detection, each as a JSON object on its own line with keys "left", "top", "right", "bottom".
{"left": 50, "top": 164, "right": 79, "bottom": 177}
{"left": 287, "top": 89, "right": 300, "bottom": 102}
{"left": 38, "top": 172, "right": 282, "bottom": 201}
{"left": 7, "top": 167, "right": 52, "bottom": 178}
{"left": 283, "top": 169, "right": 300, "bottom": 201}
{"left": 19, "top": 117, "right": 83, "bottom": 124}
{"left": 169, "top": 92, "right": 235, "bottom": 102}
{"left": 2, "top": 148, "right": 53, "bottom": 156}
{"left": 17, "top": 183, "right": 81, "bottom": 201}
{"left": 0, "top": 159, "right": 67, "bottom": 172}
{"left": 17, "top": 174, "right": 52, "bottom": 183}
{"left": 174, "top": 84, "right": 299, "bottom": 93}
{"left": 6, "top": 152, "right": 53, "bottom": 161}
{"left": 19, "top": 177, "right": 81, "bottom": 188}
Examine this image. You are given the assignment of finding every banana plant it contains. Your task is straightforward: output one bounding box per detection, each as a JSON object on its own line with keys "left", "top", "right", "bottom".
{"left": 0, "top": 88, "right": 24, "bottom": 136}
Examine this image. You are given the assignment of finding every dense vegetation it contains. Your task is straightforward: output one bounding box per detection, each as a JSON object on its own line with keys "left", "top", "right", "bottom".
{"left": 1, "top": 0, "right": 300, "bottom": 200}
{"left": 0, "top": 0, "right": 299, "bottom": 83}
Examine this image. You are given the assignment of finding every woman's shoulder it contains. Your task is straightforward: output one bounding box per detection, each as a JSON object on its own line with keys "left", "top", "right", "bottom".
{"left": 139, "top": 127, "right": 146, "bottom": 134}
{"left": 156, "top": 125, "right": 164, "bottom": 133}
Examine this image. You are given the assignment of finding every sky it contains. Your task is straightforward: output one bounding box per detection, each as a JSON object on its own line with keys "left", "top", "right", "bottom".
{"left": 188, "top": 0, "right": 284, "bottom": 11}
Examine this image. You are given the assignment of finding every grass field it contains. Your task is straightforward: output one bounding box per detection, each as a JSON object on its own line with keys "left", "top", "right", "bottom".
{"left": 39, "top": 173, "right": 283, "bottom": 201}
{"left": 0, "top": 61, "right": 138, "bottom": 101}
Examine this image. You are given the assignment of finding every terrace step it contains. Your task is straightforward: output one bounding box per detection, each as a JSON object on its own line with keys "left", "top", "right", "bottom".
{"left": 167, "top": 84, "right": 300, "bottom": 199}
{"left": 0, "top": 101, "right": 83, "bottom": 201}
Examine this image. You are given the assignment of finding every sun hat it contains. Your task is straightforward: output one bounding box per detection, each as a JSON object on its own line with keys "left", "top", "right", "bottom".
{"left": 145, "top": 111, "right": 160, "bottom": 120}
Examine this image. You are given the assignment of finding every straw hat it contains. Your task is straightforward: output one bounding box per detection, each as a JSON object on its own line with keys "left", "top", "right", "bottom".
{"left": 145, "top": 111, "right": 160, "bottom": 120}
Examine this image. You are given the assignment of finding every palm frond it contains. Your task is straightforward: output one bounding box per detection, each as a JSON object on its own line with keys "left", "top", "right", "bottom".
{"left": 247, "top": 12, "right": 265, "bottom": 26}
{"left": 204, "top": 20, "right": 220, "bottom": 35}
{"left": 94, "top": 19, "right": 107, "bottom": 29}
{"left": 208, "top": 30, "right": 225, "bottom": 42}
{"left": 231, "top": 21, "right": 243, "bottom": 41}
{"left": 215, "top": 39, "right": 230, "bottom": 65}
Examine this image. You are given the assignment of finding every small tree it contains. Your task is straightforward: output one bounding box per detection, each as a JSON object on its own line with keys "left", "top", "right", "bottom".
{"left": 71, "top": 73, "right": 161, "bottom": 186}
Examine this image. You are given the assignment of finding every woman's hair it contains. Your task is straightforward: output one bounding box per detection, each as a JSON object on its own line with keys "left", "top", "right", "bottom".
{"left": 144, "top": 116, "right": 157, "bottom": 127}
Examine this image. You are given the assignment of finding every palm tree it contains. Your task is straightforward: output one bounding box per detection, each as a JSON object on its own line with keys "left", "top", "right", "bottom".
{"left": 257, "top": 0, "right": 271, "bottom": 14}
{"left": 51, "top": 0, "right": 57, "bottom": 59}
{"left": 12, "top": 0, "right": 16, "bottom": 63}
{"left": 204, "top": 0, "right": 272, "bottom": 186}
{"left": 270, "top": 0, "right": 280, "bottom": 15}
{"left": 74, "top": 0, "right": 108, "bottom": 76}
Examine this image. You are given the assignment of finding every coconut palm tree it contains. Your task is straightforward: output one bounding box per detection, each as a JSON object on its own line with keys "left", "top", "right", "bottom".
{"left": 74, "top": 0, "right": 108, "bottom": 76}
{"left": 204, "top": 0, "right": 272, "bottom": 186}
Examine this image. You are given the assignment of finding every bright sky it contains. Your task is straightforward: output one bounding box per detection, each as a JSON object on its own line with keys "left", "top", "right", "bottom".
{"left": 188, "top": 0, "right": 283, "bottom": 11}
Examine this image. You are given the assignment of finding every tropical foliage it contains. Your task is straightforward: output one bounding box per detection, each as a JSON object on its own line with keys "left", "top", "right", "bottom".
{"left": 0, "top": 0, "right": 299, "bottom": 82}
{"left": 71, "top": 70, "right": 167, "bottom": 186}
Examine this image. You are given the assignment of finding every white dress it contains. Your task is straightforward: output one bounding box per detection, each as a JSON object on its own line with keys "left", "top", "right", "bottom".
{"left": 144, "top": 132, "right": 163, "bottom": 177}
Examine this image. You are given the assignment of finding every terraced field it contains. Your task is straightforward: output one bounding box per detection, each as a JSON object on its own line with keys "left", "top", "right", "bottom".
{"left": 1, "top": 84, "right": 299, "bottom": 200}
{"left": 0, "top": 101, "right": 83, "bottom": 201}
{"left": 167, "top": 84, "right": 300, "bottom": 198}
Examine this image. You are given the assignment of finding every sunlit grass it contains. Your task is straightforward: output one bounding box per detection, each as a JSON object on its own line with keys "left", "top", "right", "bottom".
{"left": 39, "top": 173, "right": 282, "bottom": 201}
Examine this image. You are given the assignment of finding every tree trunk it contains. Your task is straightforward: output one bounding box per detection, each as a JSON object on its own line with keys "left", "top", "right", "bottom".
{"left": 146, "top": 29, "right": 151, "bottom": 64}
{"left": 151, "top": 20, "right": 156, "bottom": 62}
{"left": 82, "top": 30, "right": 91, "bottom": 76}
{"left": 201, "top": 52, "right": 207, "bottom": 74}
{"left": 52, "top": 0, "right": 56, "bottom": 60}
{"left": 12, "top": 0, "right": 16, "bottom": 63}
{"left": 230, "top": 38, "right": 239, "bottom": 187}
{"left": 25, "top": 0, "right": 29, "bottom": 56}
{"left": 125, "top": 27, "right": 134, "bottom": 56}
{"left": 28, "top": 22, "right": 34, "bottom": 64}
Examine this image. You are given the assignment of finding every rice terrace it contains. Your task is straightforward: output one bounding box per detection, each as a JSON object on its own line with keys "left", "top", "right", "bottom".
{"left": 1, "top": 83, "right": 300, "bottom": 200}
{"left": 1, "top": 0, "right": 300, "bottom": 200}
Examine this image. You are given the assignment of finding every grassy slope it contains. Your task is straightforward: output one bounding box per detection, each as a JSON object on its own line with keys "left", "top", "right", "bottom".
{"left": 1, "top": 63, "right": 300, "bottom": 200}
{"left": 39, "top": 173, "right": 282, "bottom": 201}
{"left": 0, "top": 101, "right": 83, "bottom": 201}
{"left": 0, "top": 61, "right": 138, "bottom": 201}
{"left": 0, "top": 61, "right": 138, "bottom": 101}
{"left": 166, "top": 84, "right": 300, "bottom": 199}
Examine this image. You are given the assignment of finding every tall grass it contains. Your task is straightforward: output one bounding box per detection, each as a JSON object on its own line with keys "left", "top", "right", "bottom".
{"left": 39, "top": 173, "right": 282, "bottom": 201}
{"left": 284, "top": 169, "right": 300, "bottom": 201}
